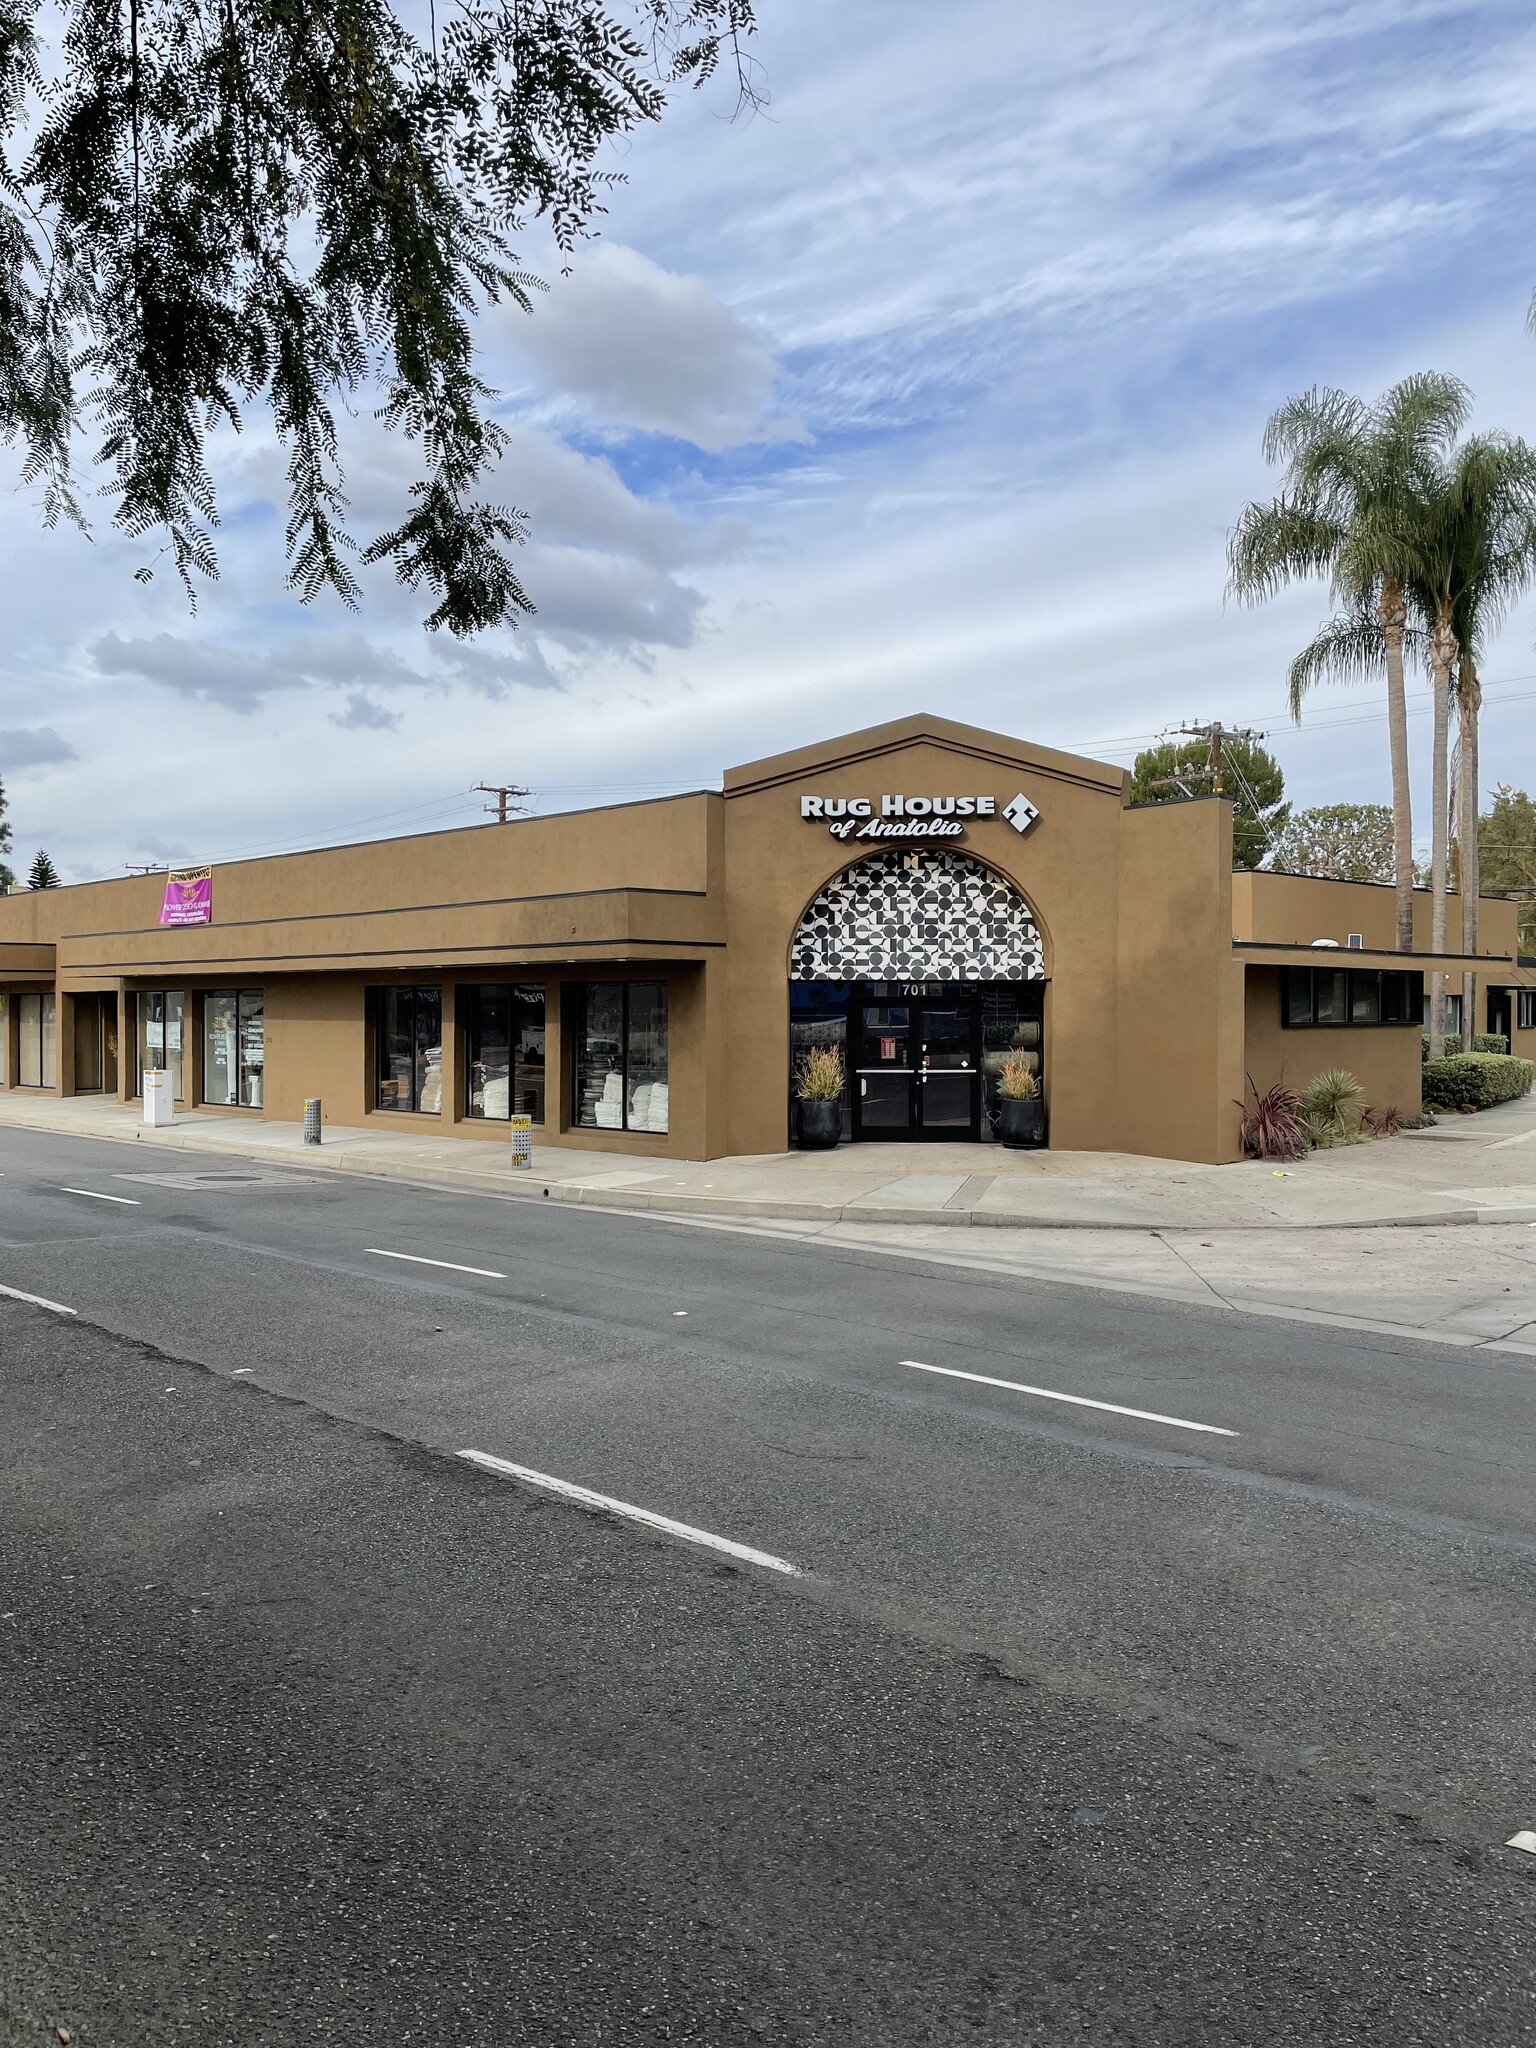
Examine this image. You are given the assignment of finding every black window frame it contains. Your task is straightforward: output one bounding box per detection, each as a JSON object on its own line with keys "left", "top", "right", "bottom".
{"left": 1520, "top": 989, "right": 1536, "bottom": 1032}
{"left": 1281, "top": 966, "right": 1423, "bottom": 1028}
{"left": 372, "top": 985, "right": 444, "bottom": 1114}
{"left": 463, "top": 982, "right": 547, "bottom": 1123}
{"left": 572, "top": 980, "right": 668, "bottom": 1134}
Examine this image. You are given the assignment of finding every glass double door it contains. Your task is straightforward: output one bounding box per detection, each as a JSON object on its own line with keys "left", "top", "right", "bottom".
{"left": 855, "top": 998, "right": 979, "bottom": 1139}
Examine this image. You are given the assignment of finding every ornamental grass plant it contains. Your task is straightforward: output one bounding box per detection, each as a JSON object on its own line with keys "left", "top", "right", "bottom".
{"left": 998, "top": 1051, "right": 1038, "bottom": 1101}
{"left": 794, "top": 1045, "right": 845, "bottom": 1102}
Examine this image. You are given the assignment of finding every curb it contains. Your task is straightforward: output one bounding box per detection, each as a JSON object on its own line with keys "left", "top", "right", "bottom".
{"left": 0, "top": 1108, "right": 1528, "bottom": 1233}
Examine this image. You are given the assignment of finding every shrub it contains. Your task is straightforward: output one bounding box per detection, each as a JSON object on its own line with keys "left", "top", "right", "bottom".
{"left": 1298, "top": 1067, "right": 1365, "bottom": 1145}
{"left": 1420, "top": 1052, "right": 1535, "bottom": 1111}
{"left": 794, "top": 1045, "right": 845, "bottom": 1101}
{"left": 1422, "top": 1034, "right": 1464, "bottom": 1059}
{"left": 1360, "top": 1104, "right": 1403, "bottom": 1137}
{"left": 1236, "top": 1077, "right": 1308, "bottom": 1160}
{"left": 997, "top": 1051, "right": 1037, "bottom": 1101}
{"left": 1474, "top": 1034, "right": 1509, "bottom": 1055}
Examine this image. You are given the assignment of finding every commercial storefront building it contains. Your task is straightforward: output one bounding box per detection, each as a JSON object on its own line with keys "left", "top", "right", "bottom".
{"left": 0, "top": 714, "right": 1530, "bottom": 1164}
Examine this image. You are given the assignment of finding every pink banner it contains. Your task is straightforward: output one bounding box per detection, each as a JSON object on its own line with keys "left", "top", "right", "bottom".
{"left": 158, "top": 867, "right": 212, "bottom": 927}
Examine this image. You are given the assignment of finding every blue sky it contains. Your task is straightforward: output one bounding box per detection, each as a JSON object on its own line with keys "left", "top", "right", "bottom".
{"left": 5, "top": 0, "right": 1536, "bottom": 875}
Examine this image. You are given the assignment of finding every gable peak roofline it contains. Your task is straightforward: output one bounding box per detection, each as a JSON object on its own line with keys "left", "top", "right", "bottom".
{"left": 723, "top": 713, "right": 1129, "bottom": 799}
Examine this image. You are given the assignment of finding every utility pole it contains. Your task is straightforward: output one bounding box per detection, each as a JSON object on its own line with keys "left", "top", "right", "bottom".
{"left": 1151, "top": 721, "right": 1265, "bottom": 796}
{"left": 473, "top": 782, "right": 531, "bottom": 824}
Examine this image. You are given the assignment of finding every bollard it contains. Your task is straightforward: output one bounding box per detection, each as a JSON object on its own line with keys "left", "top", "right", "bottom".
{"left": 303, "top": 1097, "right": 322, "bottom": 1146}
{"left": 510, "top": 1113, "right": 533, "bottom": 1169}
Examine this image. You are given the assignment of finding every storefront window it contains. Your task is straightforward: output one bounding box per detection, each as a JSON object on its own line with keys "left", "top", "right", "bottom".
{"left": 204, "top": 989, "right": 265, "bottom": 1107}
{"left": 980, "top": 988, "right": 1043, "bottom": 1143}
{"left": 789, "top": 983, "right": 851, "bottom": 1142}
{"left": 136, "top": 989, "right": 185, "bottom": 1098}
{"left": 375, "top": 987, "right": 443, "bottom": 1112}
{"left": 18, "top": 992, "right": 56, "bottom": 1088}
{"left": 574, "top": 981, "right": 667, "bottom": 1132}
{"left": 465, "top": 984, "right": 546, "bottom": 1122}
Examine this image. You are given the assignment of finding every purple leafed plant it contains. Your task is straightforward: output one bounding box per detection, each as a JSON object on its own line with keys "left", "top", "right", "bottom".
{"left": 1236, "top": 1077, "right": 1309, "bottom": 1160}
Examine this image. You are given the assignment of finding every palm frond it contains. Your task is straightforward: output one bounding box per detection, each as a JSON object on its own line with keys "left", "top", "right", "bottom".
{"left": 1286, "top": 607, "right": 1388, "bottom": 720}
{"left": 1226, "top": 495, "right": 1344, "bottom": 602}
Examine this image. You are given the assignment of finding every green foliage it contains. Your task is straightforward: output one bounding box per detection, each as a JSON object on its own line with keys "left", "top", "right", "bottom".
{"left": 1420, "top": 1053, "right": 1535, "bottom": 1110}
{"left": 0, "top": 0, "right": 756, "bottom": 632}
{"left": 1297, "top": 1067, "right": 1365, "bottom": 1145}
{"left": 1129, "top": 736, "right": 1288, "bottom": 869}
{"left": 1472, "top": 786, "right": 1536, "bottom": 954}
{"left": 26, "top": 848, "right": 59, "bottom": 888}
{"left": 1474, "top": 1034, "right": 1509, "bottom": 1055}
{"left": 1423, "top": 1034, "right": 1464, "bottom": 1058}
{"left": 1227, "top": 374, "right": 1471, "bottom": 706}
{"left": 0, "top": 770, "right": 11, "bottom": 889}
{"left": 1265, "top": 803, "right": 1396, "bottom": 882}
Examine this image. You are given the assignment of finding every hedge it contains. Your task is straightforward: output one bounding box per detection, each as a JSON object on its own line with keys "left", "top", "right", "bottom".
{"left": 1420, "top": 1052, "right": 1535, "bottom": 1111}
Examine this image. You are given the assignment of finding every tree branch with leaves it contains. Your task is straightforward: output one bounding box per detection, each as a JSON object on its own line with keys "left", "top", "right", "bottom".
{"left": 0, "top": 0, "right": 758, "bottom": 631}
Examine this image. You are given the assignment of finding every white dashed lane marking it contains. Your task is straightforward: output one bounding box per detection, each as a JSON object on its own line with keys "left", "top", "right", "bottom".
{"left": 60, "top": 1187, "right": 140, "bottom": 1205}
{"left": 459, "top": 1450, "right": 803, "bottom": 1576}
{"left": 900, "top": 1360, "right": 1237, "bottom": 1437}
{"left": 0, "top": 1283, "right": 76, "bottom": 1316}
{"left": 367, "top": 1249, "right": 506, "bottom": 1279}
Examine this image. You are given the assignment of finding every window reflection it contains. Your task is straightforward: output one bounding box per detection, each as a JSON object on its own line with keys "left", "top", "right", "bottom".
{"left": 375, "top": 987, "right": 443, "bottom": 1113}
{"left": 574, "top": 981, "right": 667, "bottom": 1132}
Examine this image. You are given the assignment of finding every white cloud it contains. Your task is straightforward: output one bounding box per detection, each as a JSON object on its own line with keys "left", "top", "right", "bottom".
{"left": 504, "top": 243, "right": 798, "bottom": 448}
{"left": 4, "top": 0, "right": 1536, "bottom": 882}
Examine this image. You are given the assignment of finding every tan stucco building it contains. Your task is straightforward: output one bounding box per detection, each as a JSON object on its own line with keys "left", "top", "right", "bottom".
{"left": 0, "top": 714, "right": 1529, "bottom": 1164}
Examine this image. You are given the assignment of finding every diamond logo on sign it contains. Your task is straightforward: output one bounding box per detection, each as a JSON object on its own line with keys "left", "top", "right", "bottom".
{"left": 1003, "top": 793, "right": 1039, "bottom": 835}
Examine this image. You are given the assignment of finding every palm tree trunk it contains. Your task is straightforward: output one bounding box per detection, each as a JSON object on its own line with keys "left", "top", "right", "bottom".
{"left": 1428, "top": 610, "right": 1455, "bottom": 1058}
{"left": 1381, "top": 582, "right": 1415, "bottom": 955}
{"left": 1460, "top": 655, "right": 1482, "bottom": 1044}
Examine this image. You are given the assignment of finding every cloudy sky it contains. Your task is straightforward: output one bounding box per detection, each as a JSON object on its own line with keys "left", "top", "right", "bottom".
{"left": 6, "top": 0, "right": 1536, "bottom": 878}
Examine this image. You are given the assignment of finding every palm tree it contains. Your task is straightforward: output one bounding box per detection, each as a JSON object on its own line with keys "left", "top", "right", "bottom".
{"left": 1228, "top": 374, "right": 1470, "bottom": 955}
{"left": 1427, "top": 437, "right": 1536, "bottom": 1034}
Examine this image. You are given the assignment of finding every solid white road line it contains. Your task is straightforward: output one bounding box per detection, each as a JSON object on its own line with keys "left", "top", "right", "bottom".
{"left": 458, "top": 1450, "right": 803, "bottom": 1576}
{"left": 900, "top": 1359, "right": 1237, "bottom": 1437}
{"left": 0, "top": 1283, "right": 77, "bottom": 1316}
{"left": 61, "top": 1187, "right": 141, "bottom": 1205}
{"left": 366, "top": 1248, "right": 506, "bottom": 1279}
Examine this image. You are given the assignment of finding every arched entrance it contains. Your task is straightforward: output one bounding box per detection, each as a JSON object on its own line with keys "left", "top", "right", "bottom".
{"left": 789, "top": 849, "right": 1046, "bottom": 1143}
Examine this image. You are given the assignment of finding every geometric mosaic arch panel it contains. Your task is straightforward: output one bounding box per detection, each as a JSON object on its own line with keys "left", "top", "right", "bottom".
{"left": 789, "top": 847, "right": 1045, "bottom": 982}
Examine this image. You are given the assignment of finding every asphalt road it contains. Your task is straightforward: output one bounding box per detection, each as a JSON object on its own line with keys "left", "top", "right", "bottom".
{"left": 3, "top": 1125, "right": 1535, "bottom": 2043}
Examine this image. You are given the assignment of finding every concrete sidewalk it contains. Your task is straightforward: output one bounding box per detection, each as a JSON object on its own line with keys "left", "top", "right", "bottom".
{"left": 6, "top": 1087, "right": 1536, "bottom": 1230}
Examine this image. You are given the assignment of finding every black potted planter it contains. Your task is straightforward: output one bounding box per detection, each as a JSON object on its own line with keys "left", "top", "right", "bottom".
{"left": 996, "top": 1095, "right": 1042, "bottom": 1148}
{"left": 798, "top": 1098, "right": 843, "bottom": 1149}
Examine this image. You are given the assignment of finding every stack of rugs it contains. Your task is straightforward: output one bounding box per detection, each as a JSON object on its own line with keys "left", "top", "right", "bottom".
{"left": 628, "top": 1080, "right": 669, "bottom": 1132}
{"left": 591, "top": 1072, "right": 669, "bottom": 1131}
